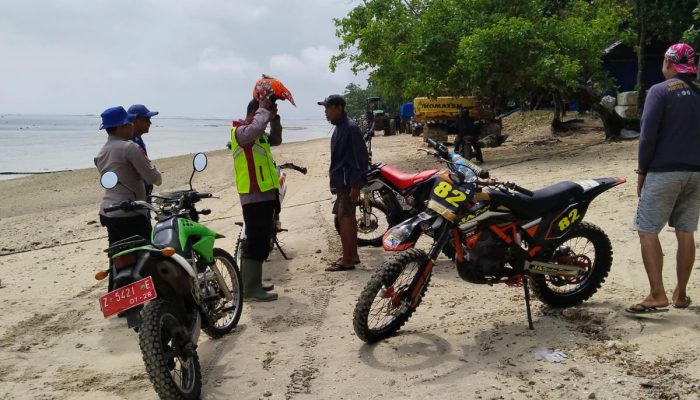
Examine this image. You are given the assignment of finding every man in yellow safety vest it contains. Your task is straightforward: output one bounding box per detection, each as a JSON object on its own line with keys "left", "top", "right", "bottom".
{"left": 230, "top": 94, "right": 283, "bottom": 301}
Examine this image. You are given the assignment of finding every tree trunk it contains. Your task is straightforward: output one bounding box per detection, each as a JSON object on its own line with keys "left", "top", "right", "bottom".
{"left": 551, "top": 92, "right": 564, "bottom": 132}
{"left": 636, "top": 0, "right": 646, "bottom": 115}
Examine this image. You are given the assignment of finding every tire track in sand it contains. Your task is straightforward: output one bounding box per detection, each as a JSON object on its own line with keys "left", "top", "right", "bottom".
{"left": 284, "top": 203, "right": 334, "bottom": 399}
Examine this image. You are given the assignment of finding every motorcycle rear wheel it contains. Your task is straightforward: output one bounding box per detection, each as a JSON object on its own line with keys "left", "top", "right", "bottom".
{"left": 334, "top": 198, "right": 391, "bottom": 247}
{"left": 202, "top": 248, "right": 243, "bottom": 338}
{"left": 139, "top": 299, "right": 202, "bottom": 400}
{"left": 531, "top": 222, "right": 612, "bottom": 308}
{"left": 353, "top": 249, "right": 430, "bottom": 343}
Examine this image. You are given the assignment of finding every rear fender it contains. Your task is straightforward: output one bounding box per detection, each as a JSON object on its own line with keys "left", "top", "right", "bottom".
{"left": 382, "top": 212, "right": 439, "bottom": 251}
{"left": 540, "top": 177, "right": 625, "bottom": 241}
{"left": 113, "top": 249, "right": 196, "bottom": 298}
{"left": 577, "top": 177, "right": 626, "bottom": 201}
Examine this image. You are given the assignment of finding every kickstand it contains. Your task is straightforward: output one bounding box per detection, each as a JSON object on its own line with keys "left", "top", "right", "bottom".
{"left": 275, "top": 238, "right": 291, "bottom": 260}
{"left": 523, "top": 279, "right": 534, "bottom": 330}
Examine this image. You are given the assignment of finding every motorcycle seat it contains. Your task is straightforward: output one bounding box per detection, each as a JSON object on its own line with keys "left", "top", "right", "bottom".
{"left": 487, "top": 181, "right": 583, "bottom": 218}
{"left": 380, "top": 165, "right": 439, "bottom": 190}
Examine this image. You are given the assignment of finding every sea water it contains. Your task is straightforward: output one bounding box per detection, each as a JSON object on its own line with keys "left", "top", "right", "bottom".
{"left": 0, "top": 114, "right": 334, "bottom": 180}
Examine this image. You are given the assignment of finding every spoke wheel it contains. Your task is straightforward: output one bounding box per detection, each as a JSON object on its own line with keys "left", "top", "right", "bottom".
{"left": 531, "top": 222, "right": 612, "bottom": 308}
{"left": 353, "top": 249, "right": 430, "bottom": 342}
{"left": 202, "top": 248, "right": 243, "bottom": 338}
{"left": 335, "top": 198, "right": 391, "bottom": 247}
{"left": 139, "top": 299, "right": 201, "bottom": 400}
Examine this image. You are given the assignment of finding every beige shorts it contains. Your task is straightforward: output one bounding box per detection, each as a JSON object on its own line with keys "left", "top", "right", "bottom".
{"left": 332, "top": 192, "right": 356, "bottom": 218}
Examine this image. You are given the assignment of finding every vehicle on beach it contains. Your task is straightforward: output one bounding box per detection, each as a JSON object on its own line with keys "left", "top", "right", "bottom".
{"left": 343, "top": 129, "right": 455, "bottom": 259}
{"left": 96, "top": 153, "right": 242, "bottom": 399}
{"left": 353, "top": 139, "right": 624, "bottom": 343}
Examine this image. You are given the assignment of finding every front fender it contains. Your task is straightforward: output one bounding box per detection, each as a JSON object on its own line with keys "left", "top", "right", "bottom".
{"left": 382, "top": 212, "right": 440, "bottom": 251}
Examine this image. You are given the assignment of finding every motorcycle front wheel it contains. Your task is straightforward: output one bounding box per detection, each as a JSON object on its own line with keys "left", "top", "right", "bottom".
{"left": 334, "top": 198, "right": 391, "bottom": 247}
{"left": 531, "top": 222, "right": 612, "bottom": 308}
{"left": 202, "top": 248, "right": 243, "bottom": 338}
{"left": 353, "top": 249, "right": 430, "bottom": 343}
{"left": 139, "top": 299, "right": 202, "bottom": 400}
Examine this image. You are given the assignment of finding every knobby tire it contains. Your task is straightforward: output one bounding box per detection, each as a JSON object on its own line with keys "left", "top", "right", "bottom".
{"left": 353, "top": 249, "right": 430, "bottom": 342}
{"left": 202, "top": 248, "right": 243, "bottom": 338}
{"left": 531, "top": 222, "right": 612, "bottom": 307}
{"left": 139, "top": 299, "right": 202, "bottom": 400}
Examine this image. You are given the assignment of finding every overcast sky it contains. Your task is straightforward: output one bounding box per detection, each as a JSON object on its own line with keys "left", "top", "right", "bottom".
{"left": 0, "top": 0, "right": 368, "bottom": 119}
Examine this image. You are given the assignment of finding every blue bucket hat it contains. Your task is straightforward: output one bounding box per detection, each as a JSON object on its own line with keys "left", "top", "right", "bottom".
{"left": 99, "top": 106, "right": 136, "bottom": 130}
{"left": 127, "top": 104, "right": 159, "bottom": 118}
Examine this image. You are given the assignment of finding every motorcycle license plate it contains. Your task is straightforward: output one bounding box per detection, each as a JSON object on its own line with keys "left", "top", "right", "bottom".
{"left": 99, "top": 276, "right": 157, "bottom": 318}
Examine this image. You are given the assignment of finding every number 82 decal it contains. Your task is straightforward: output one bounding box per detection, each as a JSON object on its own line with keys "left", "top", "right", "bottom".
{"left": 557, "top": 208, "right": 580, "bottom": 231}
{"left": 433, "top": 181, "right": 468, "bottom": 207}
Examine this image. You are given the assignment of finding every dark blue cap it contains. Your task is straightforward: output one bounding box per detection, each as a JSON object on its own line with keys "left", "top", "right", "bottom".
{"left": 127, "top": 104, "right": 159, "bottom": 118}
{"left": 99, "top": 106, "right": 136, "bottom": 130}
{"left": 317, "top": 94, "right": 346, "bottom": 107}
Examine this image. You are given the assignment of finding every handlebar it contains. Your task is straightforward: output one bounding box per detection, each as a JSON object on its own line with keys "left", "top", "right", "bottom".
{"left": 104, "top": 191, "right": 214, "bottom": 215}
{"left": 278, "top": 162, "right": 307, "bottom": 175}
{"left": 425, "top": 138, "right": 490, "bottom": 179}
{"left": 103, "top": 200, "right": 160, "bottom": 214}
{"left": 481, "top": 179, "right": 534, "bottom": 197}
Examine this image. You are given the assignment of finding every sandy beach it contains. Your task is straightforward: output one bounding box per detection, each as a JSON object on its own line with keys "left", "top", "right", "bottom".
{"left": 1, "top": 112, "right": 699, "bottom": 400}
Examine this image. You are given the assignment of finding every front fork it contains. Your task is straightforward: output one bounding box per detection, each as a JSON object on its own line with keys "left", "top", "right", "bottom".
{"left": 406, "top": 223, "right": 452, "bottom": 307}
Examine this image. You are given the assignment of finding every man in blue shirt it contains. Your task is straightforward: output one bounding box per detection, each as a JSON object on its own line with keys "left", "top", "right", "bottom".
{"left": 319, "top": 94, "right": 369, "bottom": 271}
{"left": 128, "top": 104, "right": 159, "bottom": 196}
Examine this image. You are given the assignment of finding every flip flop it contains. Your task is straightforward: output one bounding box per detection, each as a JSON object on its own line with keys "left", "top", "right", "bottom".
{"left": 334, "top": 257, "right": 361, "bottom": 265}
{"left": 673, "top": 296, "right": 692, "bottom": 309}
{"left": 325, "top": 262, "right": 355, "bottom": 272}
{"left": 625, "top": 304, "right": 669, "bottom": 314}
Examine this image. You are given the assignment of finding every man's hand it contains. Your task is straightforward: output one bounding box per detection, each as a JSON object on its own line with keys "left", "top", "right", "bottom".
{"left": 269, "top": 102, "right": 278, "bottom": 120}
{"left": 350, "top": 187, "right": 361, "bottom": 203}
{"left": 637, "top": 174, "right": 645, "bottom": 197}
{"left": 259, "top": 96, "right": 272, "bottom": 110}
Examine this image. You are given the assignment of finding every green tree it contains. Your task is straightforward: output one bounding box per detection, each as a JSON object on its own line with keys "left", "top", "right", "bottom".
{"left": 627, "top": 0, "right": 699, "bottom": 110}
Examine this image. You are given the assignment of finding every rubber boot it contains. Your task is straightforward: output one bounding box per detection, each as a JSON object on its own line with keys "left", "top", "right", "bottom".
{"left": 241, "top": 258, "right": 278, "bottom": 302}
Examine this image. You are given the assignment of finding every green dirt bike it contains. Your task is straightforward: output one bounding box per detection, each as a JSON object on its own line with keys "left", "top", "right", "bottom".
{"left": 97, "top": 153, "right": 242, "bottom": 400}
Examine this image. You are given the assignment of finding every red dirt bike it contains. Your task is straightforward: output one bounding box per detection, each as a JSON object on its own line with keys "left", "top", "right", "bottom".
{"left": 340, "top": 129, "right": 472, "bottom": 255}
{"left": 353, "top": 139, "right": 625, "bottom": 343}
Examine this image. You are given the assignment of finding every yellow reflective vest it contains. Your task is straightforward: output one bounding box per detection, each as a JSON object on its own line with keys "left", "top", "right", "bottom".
{"left": 230, "top": 126, "right": 279, "bottom": 194}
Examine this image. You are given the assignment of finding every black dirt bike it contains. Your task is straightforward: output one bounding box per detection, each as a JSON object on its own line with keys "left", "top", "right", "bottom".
{"left": 97, "top": 153, "right": 243, "bottom": 399}
{"left": 353, "top": 139, "right": 625, "bottom": 343}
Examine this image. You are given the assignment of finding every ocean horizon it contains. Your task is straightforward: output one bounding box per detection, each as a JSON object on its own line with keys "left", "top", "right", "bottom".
{"left": 0, "top": 114, "right": 334, "bottom": 181}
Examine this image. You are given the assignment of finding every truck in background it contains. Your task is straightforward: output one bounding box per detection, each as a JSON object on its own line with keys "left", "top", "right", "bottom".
{"left": 412, "top": 96, "right": 501, "bottom": 143}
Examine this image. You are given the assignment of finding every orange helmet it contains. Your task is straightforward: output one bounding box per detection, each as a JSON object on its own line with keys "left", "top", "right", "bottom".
{"left": 253, "top": 74, "right": 296, "bottom": 107}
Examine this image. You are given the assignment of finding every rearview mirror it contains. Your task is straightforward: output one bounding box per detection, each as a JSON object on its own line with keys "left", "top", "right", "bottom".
{"left": 193, "top": 153, "right": 207, "bottom": 172}
{"left": 100, "top": 171, "right": 118, "bottom": 189}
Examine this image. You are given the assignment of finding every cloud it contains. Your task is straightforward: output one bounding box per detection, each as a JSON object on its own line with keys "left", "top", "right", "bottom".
{"left": 269, "top": 46, "right": 352, "bottom": 84}
{"left": 196, "top": 48, "right": 259, "bottom": 78}
{"left": 0, "top": 0, "right": 369, "bottom": 118}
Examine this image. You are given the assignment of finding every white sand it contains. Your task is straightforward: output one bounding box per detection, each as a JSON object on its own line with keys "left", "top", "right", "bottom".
{"left": 1, "top": 113, "right": 699, "bottom": 400}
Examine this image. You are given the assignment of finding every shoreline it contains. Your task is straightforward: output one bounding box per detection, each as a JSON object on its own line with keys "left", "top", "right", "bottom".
{"left": 0, "top": 135, "right": 332, "bottom": 183}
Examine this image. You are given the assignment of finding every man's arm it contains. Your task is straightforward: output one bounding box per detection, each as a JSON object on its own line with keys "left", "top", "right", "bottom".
{"left": 346, "top": 125, "right": 369, "bottom": 190}
{"left": 125, "top": 143, "right": 162, "bottom": 186}
{"left": 269, "top": 109, "right": 282, "bottom": 147}
{"left": 235, "top": 108, "right": 271, "bottom": 147}
{"left": 638, "top": 86, "right": 664, "bottom": 173}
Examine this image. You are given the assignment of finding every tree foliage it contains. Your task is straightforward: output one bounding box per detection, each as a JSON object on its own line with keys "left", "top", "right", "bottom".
{"left": 332, "top": 0, "right": 700, "bottom": 131}
{"left": 332, "top": 0, "right": 624, "bottom": 115}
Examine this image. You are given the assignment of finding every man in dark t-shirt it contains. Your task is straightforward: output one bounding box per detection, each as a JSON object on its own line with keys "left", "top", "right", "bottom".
{"left": 627, "top": 43, "right": 700, "bottom": 314}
